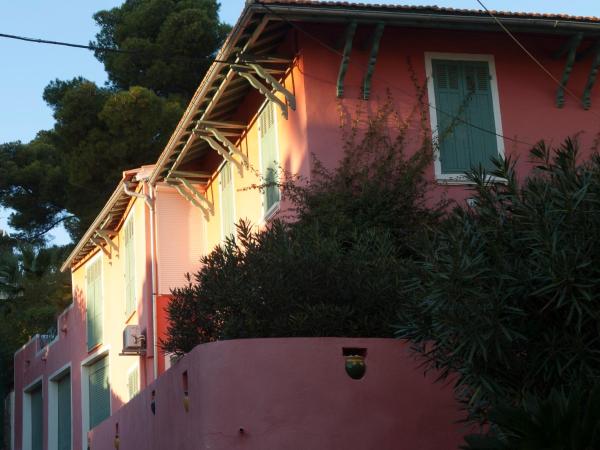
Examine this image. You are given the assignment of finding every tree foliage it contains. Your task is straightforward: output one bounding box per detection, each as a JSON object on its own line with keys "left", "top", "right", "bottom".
{"left": 162, "top": 102, "right": 440, "bottom": 354}
{"left": 463, "top": 386, "right": 600, "bottom": 450}
{"left": 396, "top": 138, "right": 600, "bottom": 423}
{"left": 92, "top": 0, "right": 230, "bottom": 98}
{"left": 0, "top": 1, "right": 229, "bottom": 240}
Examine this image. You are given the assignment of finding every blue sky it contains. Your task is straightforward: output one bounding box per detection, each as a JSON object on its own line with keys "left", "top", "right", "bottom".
{"left": 0, "top": 0, "right": 599, "bottom": 243}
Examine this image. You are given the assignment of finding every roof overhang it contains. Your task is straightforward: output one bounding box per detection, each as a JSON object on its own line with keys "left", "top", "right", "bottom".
{"left": 149, "top": 1, "right": 600, "bottom": 185}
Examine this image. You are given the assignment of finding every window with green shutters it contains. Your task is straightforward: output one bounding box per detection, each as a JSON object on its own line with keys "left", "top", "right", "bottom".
{"left": 86, "top": 258, "right": 103, "bottom": 350}
{"left": 30, "top": 385, "right": 43, "bottom": 450}
{"left": 127, "top": 366, "right": 140, "bottom": 401}
{"left": 88, "top": 356, "right": 110, "bottom": 429}
{"left": 220, "top": 162, "right": 235, "bottom": 240}
{"left": 430, "top": 57, "right": 500, "bottom": 176}
{"left": 123, "top": 218, "right": 135, "bottom": 316}
{"left": 259, "top": 102, "right": 280, "bottom": 216}
{"left": 57, "top": 373, "right": 71, "bottom": 450}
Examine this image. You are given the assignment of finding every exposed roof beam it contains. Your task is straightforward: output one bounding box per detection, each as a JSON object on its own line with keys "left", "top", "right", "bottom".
{"left": 234, "top": 69, "right": 289, "bottom": 119}
{"left": 205, "top": 127, "right": 249, "bottom": 166}
{"left": 337, "top": 21, "right": 357, "bottom": 98}
{"left": 95, "top": 230, "right": 119, "bottom": 253}
{"left": 170, "top": 170, "right": 212, "bottom": 179}
{"left": 199, "top": 134, "right": 244, "bottom": 175}
{"left": 198, "top": 120, "right": 247, "bottom": 129}
{"left": 582, "top": 40, "right": 600, "bottom": 109}
{"left": 170, "top": 182, "right": 209, "bottom": 219}
{"left": 247, "top": 63, "right": 296, "bottom": 111}
{"left": 362, "top": 23, "right": 385, "bottom": 100}
{"left": 91, "top": 237, "right": 111, "bottom": 258}
{"left": 556, "top": 33, "right": 583, "bottom": 108}
{"left": 177, "top": 177, "right": 215, "bottom": 216}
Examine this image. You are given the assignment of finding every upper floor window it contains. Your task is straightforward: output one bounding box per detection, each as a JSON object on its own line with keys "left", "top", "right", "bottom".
{"left": 123, "top": 217, "right": 135, "bottom": 316}
{"left": 426, "top": 53, "right": 504, "bottom": 182}
{"left": 220, "top": 161, "right": 236, "bottom": 240}
{"left": 86, "top": 257, "right": 103, "bottom": 350}
{"left": 259, "top": 102, "right": 280, "bottom": 217}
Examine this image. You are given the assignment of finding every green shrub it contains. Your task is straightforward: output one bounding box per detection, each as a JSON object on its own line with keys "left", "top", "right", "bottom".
{"left": 396, "top": 138, "right": 600, "bottom": 421}
{"left": 162, "top": 101, "right": 441, "bottom": 354}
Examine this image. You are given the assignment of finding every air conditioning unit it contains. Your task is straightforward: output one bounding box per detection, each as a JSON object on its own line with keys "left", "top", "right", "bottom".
{"left": 122, "top": 325, "right": 144, "bottom": 353}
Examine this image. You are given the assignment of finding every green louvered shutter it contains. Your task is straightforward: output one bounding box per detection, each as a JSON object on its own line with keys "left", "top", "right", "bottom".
{"left": 30, "top": 386, "right": 43, "bottom": 450}
{"left": 86, "top": 258, "right": 102, "bottom": 350}
{"left": 127, "top": 366, "right": 139, "bottom": 401}
{"left": 57, "top": 373, "right": 71, "bottom": 450}
{"left": 88, "top": 357, "right": 110, "bottom": 429}
{"left": 432, "top": 59, "right": 498, "bottom": 174}
{"left": 260, "top": 102, "right": 280, "bottom": 214}
{"left": 221, "top": 162, "right": 235, "bottom": 239}
{"left": 123, "top": 219, "right": 135, "bottom": 315}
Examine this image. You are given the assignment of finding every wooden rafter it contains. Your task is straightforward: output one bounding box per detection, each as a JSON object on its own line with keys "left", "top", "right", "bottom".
{"left": 198, "top": 134, "right": 244, "bottom": 175}
{"left": 582, "top": 40, "right": 600, "bottom": 110}
{"left": 205, "top": 127, "right": 249, "bottom": 166}
{"left": 234, "top": 69, "right": 289, "bottom": 119}
{"left": 95, "top": 230, "right": 118, "bottom": 253}
{"left": 337, "top": 21, "right": 357, "bottom": 98}
{"left": 248, "top": 63, "right": 296, "bottom": 111}
{"left": 176, "top": 177, "right": 214, "bottom": 215}
{"left": 556, "top": 33, "right": 583, "bottom": 108}
{"left": 362, "top": 23, "right": 385, "bottom": 100}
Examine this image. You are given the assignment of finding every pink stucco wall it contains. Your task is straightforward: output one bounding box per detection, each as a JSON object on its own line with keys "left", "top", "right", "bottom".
{"left": 297, "top": 25, "right": 600, "bottom": 205}
{"left": 89, "top": 338, "right": 466, "bottom": 450}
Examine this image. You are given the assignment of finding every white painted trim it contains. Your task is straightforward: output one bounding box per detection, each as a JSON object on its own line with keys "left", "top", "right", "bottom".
{"left": 80, "top": 346, "right": 110, "bottom": 450}
{"left": 48, "top": 363, "right": 72, "bottom": 450}
{"left": 258, "top": 101, "right": 281, "bottom": 224}
{"left": 122, "top": 212, "right": 137, "bottom": 316}
{"left": 218, "top": 161, "right": 237, "bottom": 242}
{"left": 84, "top": 251, "right": 104, "bottom": 351}
{"left": 22, "top": 376, "right": 43, "bottom": 450}
{"left": 425, "top": 52, "right": 505, "bottom": 184}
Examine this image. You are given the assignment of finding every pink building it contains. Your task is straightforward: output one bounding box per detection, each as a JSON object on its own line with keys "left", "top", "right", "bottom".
{"left": 12, "top": 2, "right": 600, "bottom": 449}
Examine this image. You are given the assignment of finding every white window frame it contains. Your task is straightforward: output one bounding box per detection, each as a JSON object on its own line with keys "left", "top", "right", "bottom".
{"left": 80, "top": 346, "right": 111, "bottom": 450}
{"left": 218, "top": 160, "right": 237, "bottom": 242}
{"left": 48, "top": 363, "right": 72, "bottom": 450}
{"left": 122, "top": 213, "right": 136, "bottom": 318}
{"left": 85, "top": 251, "right": 104, "bottom": 351}
{"left": 425, "top": 52, "right": 505, "bottom": 184}
{"left": 257, "top": 100, "right": 281, "bottom": 222}
{"left": 22, "top": 376, "right": 43, "bottom": 450}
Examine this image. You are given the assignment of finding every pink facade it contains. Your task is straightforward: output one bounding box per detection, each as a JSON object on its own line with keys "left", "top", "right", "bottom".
{"left": 12, "top": 2, "right": 600, "bottom": 450}
{"left": 89, "top": 338, "right": 466, "bottom": 450}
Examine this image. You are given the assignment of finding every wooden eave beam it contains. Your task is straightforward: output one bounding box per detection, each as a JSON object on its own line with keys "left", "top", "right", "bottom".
{"left": 556, "top": 33, "right": 583, "bottom": 108}
{"left": 170, "top": 170, "right": 211, "bottom": 179}
{"left": 198, "top": 120, "right": 246, "bottom": 129}
{"left": 170, "top": 182, "right": 209, "bottom": 219}
{"left": 234, "top": 69, "right": 289, "bottom": 119}
{"left": 362, "top": 23, "right": 385, "bottom": 100}
{"left": 91, "top": 237, "right": 111, "bottom": 258}
{"left": 95, "top": 230, "right": 119, "bottom": 253}
{"left": 337, "top": 21, "right": 357, "bottom": 98}
{"left": 198, "top": 134, "right": 244, "bottom": 175}
{"left": 177, "top": 177, "right": 215, "bottom": 215}
{"left": 205, "top": 127, "right": 249, "bottom": 166}
{"left": 582, "top": 40, "right": 600, "bottom": 109}
{"left": 247, "top": 63, "right": 296, "bottom": 111}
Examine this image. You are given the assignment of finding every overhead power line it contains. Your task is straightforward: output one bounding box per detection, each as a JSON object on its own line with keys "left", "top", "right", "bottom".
{"left": 475, "top": 0, "right": 600, "bottom": 120}
{"left": 0, "top": 32, "right": 136, "bottom": 54}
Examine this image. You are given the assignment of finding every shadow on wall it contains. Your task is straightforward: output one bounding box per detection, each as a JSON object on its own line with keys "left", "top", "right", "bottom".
{"left": 90, "top": 338, "right": 468, "bottom": 450}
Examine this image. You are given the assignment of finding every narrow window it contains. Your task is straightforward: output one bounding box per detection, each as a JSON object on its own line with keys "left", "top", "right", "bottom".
{"left": 123, "top": 218, "right": 136, "bottom": 316}
{"left": 127, "top": 365, "right": 140, "bottom": 401}
{"left": 220, "top": 162, "right": 236, "bottom": 240}
{"left": 30, "top": 385, "right": 43, "bottom": 450}
{"left": 56, "top": 372, "right": 71, "bottom": 450}
{"left": 86, "top": 258, "right": 103, "bottom": 350}
{"left": 259, "top": 102, "right": 280, "bottom": 217}
{"left": 431, "top": 58, "right": 500, "bottom": 175}
{"left": 88, "top": 356, "right": 110, "bottom": 429}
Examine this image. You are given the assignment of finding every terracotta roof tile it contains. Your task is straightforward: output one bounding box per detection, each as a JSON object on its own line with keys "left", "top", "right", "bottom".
{"left": 256, "top": 1, "right": 600, "bottom": 23}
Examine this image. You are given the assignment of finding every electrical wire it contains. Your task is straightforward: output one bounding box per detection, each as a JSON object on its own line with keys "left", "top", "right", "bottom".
{"left": 254, "top": 1, "right": 535, "bottom": 148}
{"left": 475, "top": 0, "right": 600, "bottom": 120}
{"left": 0, "top": 32, "right": 136, "bottom": 54}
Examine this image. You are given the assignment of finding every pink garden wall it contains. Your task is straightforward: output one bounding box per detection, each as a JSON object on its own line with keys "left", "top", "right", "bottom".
{"left": 89, "top": 338, "right": 466, "bottom": 450}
